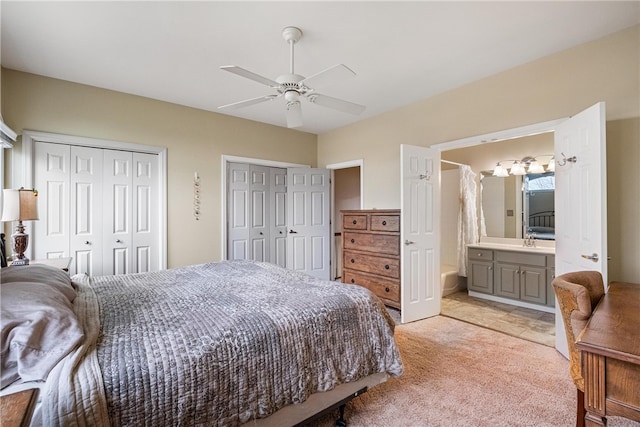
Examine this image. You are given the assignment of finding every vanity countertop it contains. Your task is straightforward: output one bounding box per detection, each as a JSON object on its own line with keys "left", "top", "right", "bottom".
{"left": 468, "top": 242, "right": 555, "bottom": 255}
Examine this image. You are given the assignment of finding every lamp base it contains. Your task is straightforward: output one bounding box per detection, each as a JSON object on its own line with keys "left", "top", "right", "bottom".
{"left": 10, "top": 257, "right": 30, "bottom": 266}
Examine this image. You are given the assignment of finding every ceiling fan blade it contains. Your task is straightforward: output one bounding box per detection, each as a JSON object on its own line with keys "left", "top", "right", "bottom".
{"left": 285, "top": 101, "right": 303, "bottom": 128}
{"left": 218, "top": 94, "right": 278, "bottom": 110}
{"left": 300, "top": 64, "right": 356, "bottom": 90}
{"left": 220, "top": 65, "right": 280, "bottom": 88}
{"left": 307, "top": 93, "right": 365, "bottom": 115}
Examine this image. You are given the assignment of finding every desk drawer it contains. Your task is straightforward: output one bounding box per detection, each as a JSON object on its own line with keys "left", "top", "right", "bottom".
{"left": 343, "top": 215, "right": 367, "bottom": 230}
{"left": 370, "top": 215, "right": 400, "bottom": 232}
{"left": 344, "top": 251, "right": 400, "bottom": 279}
{"left": 343, "top": 232, "right": 399, "bottom": 256}
{"left": 344, "top": 271, "right": 400, "bottom": 303}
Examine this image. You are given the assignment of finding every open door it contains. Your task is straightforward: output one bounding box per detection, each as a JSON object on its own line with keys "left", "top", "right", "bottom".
{"left": 401, "top": 144, "right": 441, "bottom": 323}
{"left": 287, "top": 168, "right": 331, "bottom": 280}
{"left": 554, "top": 102, "right": 607, "bottom": 356}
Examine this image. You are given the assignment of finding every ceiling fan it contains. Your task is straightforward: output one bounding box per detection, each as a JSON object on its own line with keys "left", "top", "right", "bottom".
{"left": 218, "top": 26, "right": 365, "bottom": 128}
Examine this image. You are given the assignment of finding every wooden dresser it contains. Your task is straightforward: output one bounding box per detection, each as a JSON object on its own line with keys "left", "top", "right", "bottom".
{"left": 341, "top": 209, "right": 401, "bottom": 308}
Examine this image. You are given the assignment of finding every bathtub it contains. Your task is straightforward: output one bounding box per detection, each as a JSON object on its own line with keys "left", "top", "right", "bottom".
{"left": 441, "top": 264, "right": 460, "bottom": 297}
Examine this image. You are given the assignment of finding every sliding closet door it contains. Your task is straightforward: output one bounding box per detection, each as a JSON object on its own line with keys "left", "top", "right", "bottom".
{"left": 228, "top": 163, "right": 251, "bottom": 260}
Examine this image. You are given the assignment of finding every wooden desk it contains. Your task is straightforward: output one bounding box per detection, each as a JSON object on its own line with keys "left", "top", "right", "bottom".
{"left": 576, "top": 281, "right": 640, "bottom": 426}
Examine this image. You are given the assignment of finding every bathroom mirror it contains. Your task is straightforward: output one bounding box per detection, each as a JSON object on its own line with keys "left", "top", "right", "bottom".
{"left": 480, "top": 171, "right": 555, "bottom": 240}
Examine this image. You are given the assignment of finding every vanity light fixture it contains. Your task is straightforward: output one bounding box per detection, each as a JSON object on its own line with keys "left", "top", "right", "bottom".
{"left": 491, "top": 154, "right": 555, "bottom": 177}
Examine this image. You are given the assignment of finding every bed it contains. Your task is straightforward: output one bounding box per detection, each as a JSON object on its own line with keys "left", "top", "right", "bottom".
{"left": 527, "top": 210, "right": 555, "bottom": 240}
{"left": 1, "top": 260, "right": 403, "bottom": 426}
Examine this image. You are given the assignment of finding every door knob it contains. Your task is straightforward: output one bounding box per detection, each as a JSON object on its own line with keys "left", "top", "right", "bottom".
{"left": 259, "top": 232, "right": 263, "bottom": 235}
{"left": 116, "top": 239, "right": 123, "bottom": 243}
{"left": 404, "top": 240, "right": 415, "bottom": 245}
{"left": 84, "top": 241, "right": 91, "bottom": 245}
{"left": 581, "top": 253, "right": 599, "bottom": 262}
{"left": 289, "top": 230, "right": 298, "bottom": 234}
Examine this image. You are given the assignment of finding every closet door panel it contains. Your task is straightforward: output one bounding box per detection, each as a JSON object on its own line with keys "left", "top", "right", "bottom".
{"left": 250, "top": 165, "right": 269, "bottom": 262}
{"left": 33, "top": 142, "right": 70, "bottom": 260}
{"left": 270, "top": 168, "right": 287, "bottom": 267}
{"left": 70, "top": 146, "right": 104, "bottom": 276}
{"left": 227, "top": 163, "right": 250, "bottom": 260}
{"left": 103, "top": 150, "right": 132, "bottom": 275}
{"left": 132, "top": 153, "right": 159, "bottom": 273}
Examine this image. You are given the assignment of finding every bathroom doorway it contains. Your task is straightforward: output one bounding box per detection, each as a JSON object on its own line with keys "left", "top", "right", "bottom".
{"left": 328, "top": 162, "right": 362, "bottom": 281}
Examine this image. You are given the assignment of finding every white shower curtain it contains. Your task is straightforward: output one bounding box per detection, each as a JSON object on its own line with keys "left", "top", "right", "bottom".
{"left": 457, "top": 165, "right": 479, "bottom": 277}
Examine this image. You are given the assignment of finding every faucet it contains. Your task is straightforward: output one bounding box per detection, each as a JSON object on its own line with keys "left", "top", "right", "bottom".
{"left": 523, "top": 232, "right": 536, "bottom": 247}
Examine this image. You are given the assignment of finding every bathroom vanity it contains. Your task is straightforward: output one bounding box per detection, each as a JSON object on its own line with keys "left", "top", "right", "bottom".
{"left": 467, "top": 242, "right": 555, "bottom": 312}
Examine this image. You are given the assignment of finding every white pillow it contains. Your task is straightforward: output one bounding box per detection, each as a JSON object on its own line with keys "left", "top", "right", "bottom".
{"left": 1, "top": 280, "right": 84, "bottom": 389}
{"left": 1, "top": 264, "right": 76, "bottom": 302}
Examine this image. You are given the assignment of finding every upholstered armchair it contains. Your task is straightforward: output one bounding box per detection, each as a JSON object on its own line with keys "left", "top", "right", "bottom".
{"left": 552, "top": 271, "right": 605, "bottom": 427}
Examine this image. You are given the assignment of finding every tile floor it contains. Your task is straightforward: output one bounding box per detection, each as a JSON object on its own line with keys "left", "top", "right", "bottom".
{"left": 440, "top": 291, "right": 556, "bottom": 347}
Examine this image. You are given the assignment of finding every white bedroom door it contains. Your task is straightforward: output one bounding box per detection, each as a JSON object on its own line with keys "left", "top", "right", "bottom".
{"left": 286, "top": 168, "right": 331, "bottom": 280}
{"left": 554, "top": 102, "right": 607, "bottom": 356}
{"left": 400, "top": 144, "right": 441, "bottom": 323}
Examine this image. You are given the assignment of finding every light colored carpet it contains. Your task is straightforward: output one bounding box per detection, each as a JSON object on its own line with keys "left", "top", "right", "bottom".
{"left": 310, "top": 315, "right": 576, "bottom": 426}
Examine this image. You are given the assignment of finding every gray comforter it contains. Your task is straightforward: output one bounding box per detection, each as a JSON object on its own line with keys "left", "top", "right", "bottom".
{"left": 42, "top": 261, "right": 403, "bottom": 426}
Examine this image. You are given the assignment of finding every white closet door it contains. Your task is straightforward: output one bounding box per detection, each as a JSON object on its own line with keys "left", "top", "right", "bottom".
{"left": 70, "top": 146, "right": 104, "bottom": 276}
{"left": 250, "top": 165, "right": 270, "bottom": 262}
{"left": 132, "top": 153, "right": 159, "bottom": 273}
{"left": 103, "top": 150, "right": 133, "bottom": 275}
{"left": 33, "top": 142, "right": 70, "bottom": 260}
{"left": 228, "top": 163, "right": 250, "bottom": 260}
{"left": 270, "top": 168, "right": 287, "bottom": 267}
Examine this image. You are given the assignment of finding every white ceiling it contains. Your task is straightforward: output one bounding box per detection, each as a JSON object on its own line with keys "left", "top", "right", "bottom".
{"left": 2, "top": 1, "right": 639, "bottom": 135}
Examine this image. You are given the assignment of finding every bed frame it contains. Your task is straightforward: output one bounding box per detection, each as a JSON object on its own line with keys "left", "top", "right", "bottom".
{"left": 528, "top": 210, "right": 555, "bottom": 228}
{"left": 242, "top": 372, "right": 388, "bottom": 427}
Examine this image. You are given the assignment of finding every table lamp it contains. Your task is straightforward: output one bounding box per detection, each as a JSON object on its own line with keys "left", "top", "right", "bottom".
{"left": 1, "top": 188, "right": 39, "bottom": 265}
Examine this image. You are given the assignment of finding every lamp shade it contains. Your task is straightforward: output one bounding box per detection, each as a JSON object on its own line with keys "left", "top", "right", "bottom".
{"left": 510, "top": 162, "right": 526, "bottom": 175}
{"left": 527, "top": 161, "right": 545, "bottom": 174}
{"left": 1, "top": 188, "right": 39, "bottom": 222}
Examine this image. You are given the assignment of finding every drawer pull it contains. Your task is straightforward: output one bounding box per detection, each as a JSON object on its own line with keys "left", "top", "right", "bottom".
{"left": 382, "top": 220, "right": 387, "bottom": 226}
{"left": 351, "top": 279, "right": 355, "bottom": 283}
{"left": 350, "top": 239, "right": 355, "bottom": 243}
{"left": 384, "top": 265, "right": 390, "bottom": 270}
{"left": 477, "top": 253, "right": 483, "bottom": 257}
{"left": 353, "top": 220, "right": 357, "bottom": 224}
{"left": 350, "top": 259, "right": 355, "bottom": 263}
{"left": 385, "top": 287, "right": 390, "bottom": 293}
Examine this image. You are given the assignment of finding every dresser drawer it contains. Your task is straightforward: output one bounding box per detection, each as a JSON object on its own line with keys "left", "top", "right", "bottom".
{"left": 343, "top": 214, "right": 367, "bottom": 230}
{"left": 468, "top": 248, "right": 494, "bottom": 261}
{"left": 370, "top": 215, "right": 400, "bottom": 232}
{"left": 344, "top": 271, "right": 400, "bottom": 303}
{"left": 344, "top": 251, "right": 400, "bottom": 278}
{"left": 343, "top": 232, "right": 400, "bottom": 256}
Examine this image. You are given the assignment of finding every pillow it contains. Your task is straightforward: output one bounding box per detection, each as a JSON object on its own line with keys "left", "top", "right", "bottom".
{"left": 1, "top": 264, "right": 76, "bottom": 302}
{"left": 1, "top": 280, "right": 84, "bottom": 389}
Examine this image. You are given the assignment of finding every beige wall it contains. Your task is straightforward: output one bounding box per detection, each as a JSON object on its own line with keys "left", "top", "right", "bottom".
{"left": 318, "top": 25, "right": 640, "bottom": 283}
{"left": 1, "top": 70, "right": 317, "bottom": 268}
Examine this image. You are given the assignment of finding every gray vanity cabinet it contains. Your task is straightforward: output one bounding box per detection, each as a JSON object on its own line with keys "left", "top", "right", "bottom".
{"left": 467, "top": 249, "right": 494, "bottom": 294}
{"left": 495, "top": 251, "right": 547, "bottom": 305}
{"left": 467, "top": 246, "right": 555, "bottom": 308}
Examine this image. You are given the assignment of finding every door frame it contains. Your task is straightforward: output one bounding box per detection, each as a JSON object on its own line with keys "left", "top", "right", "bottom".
{"left": 326, "top": 159, "right": 364, "bottom": 280}
{"left": 220, "top": 155, "right": 309, "bottom": 261}
{"left": 20, "top": 130, "right": 168, "bottom": 269}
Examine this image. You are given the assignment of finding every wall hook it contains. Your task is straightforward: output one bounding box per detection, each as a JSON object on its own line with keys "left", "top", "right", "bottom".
{"left": 556, "top": 152, "right": 577, "bottom": 166}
